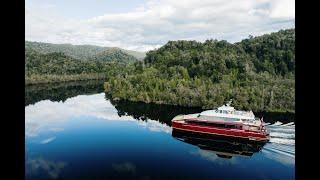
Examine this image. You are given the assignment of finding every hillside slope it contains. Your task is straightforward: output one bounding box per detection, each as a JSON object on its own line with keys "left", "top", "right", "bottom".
{"left": 25, "top": 41, "right": 145, "bottom": 62}
{"left": 25, "top": 48, "right": 129, "bottom": 84}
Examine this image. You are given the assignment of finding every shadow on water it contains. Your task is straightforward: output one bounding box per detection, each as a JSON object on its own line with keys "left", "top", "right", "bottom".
{"left": 25, "top": 80, "right": 105, "bottom": 106}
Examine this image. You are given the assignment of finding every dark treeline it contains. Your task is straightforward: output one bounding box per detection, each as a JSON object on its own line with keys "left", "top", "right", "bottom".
{"left": 104, "top": 29, "right": 295, "bottom": 112}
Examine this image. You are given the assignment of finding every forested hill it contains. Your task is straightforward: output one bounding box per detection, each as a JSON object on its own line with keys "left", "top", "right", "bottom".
{"left": 144, "top": 29, "right": 294, "bottom": 78}
{"left": 25, "top": 41, "right": 146, "bottom": 62}
{"left": 104, "top": 29, "right": 295, "bottom": 112}
{"left": 26, "top": 49, "right": 105, "bottom": 75}
{"left": 25, "top": 48, "right": 131, "bottom": 84}
{"left": 238, "top": 29, "right": 295, "bottom": 76}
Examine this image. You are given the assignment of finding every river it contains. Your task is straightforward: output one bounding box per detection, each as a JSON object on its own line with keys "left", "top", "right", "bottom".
{"left": 25, "top": 80, "right": 295, "bottom": 180}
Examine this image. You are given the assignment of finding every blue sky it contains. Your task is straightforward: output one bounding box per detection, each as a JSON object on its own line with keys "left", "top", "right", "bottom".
{"left": 26, "top": 0, "right": 295, "bottom": 52}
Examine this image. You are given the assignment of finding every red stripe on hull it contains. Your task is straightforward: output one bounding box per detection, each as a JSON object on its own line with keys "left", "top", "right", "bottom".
{"left": 172, "top": 120, "right": 269, "bottom": 142}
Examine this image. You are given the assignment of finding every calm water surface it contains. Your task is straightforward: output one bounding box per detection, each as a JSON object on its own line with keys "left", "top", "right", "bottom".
{"left": 25, "top": 81, "right": 295, "bottom": 180}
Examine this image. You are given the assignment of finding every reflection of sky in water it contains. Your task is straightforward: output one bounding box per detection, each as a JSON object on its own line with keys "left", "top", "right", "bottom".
{"left": 26, "top": 93, "right": 171, "bottom": 139}
{"left": 25, "top": 93, "right": 294, "bottom": 180}
{"left": 26, "top": 157, "right": 67, "bottom": 179}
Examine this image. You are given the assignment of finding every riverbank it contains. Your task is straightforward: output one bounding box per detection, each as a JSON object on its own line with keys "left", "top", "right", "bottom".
{"left": 25, "top": 73, "right": 106, "bottom": 85}
{"left": 104, "top": 73, "right": 295, "bottom": 114}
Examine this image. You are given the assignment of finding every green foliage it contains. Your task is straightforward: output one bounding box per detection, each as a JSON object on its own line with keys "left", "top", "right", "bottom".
{"left": 238, "top": 29, "right": 295, "bottom": 75}
{"left": 25, "top": 41, "right": 145, "bottom": 62}
{"left": 25, "top": 49, "right": 133, "bottom": 84}
{"left": 104, "top": 29, "right": 295, "bottom": 112}
{"left": 92, "top": 48, "right": 139, "bottom": 63}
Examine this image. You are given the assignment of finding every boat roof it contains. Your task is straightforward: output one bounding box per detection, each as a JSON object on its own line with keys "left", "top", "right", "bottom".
{"left": 217, "top": 105, "right": 234, "bottom": 111}
{"left": 196, "top": 100, "right": 256, "bottom": 120}
{"left": 199, "top": 109, "right": 255, "bottom": 120}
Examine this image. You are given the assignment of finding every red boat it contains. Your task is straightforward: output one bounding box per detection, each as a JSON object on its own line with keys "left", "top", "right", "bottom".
{"left": 171, "top": 100, "right": 269, "bottom": 143}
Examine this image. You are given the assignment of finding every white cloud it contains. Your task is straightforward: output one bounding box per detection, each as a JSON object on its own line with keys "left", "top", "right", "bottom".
{"left": 26, "top": 0, "right": 295, "bottom": 52}
{"left": 269, "top": 0, "right": 295, "bottom": 18}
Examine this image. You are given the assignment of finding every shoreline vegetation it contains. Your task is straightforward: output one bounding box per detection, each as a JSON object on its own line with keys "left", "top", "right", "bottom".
{"left": 104, "top": 29, "right": 295, "bottom": 113}
{"left": 26, "top": 73, "right": 106, "bottom": 85}
{"left": 104, "top": 73, "right": 295, "bottom": 113}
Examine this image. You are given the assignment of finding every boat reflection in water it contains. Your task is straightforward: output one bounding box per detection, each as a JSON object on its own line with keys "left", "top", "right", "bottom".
{"left": 172, "top": 129, "right": 267, "bottom": 159}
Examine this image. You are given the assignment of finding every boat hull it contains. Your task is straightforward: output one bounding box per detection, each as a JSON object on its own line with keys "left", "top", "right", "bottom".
{"left": 172, "top": 120, "right": 269, "bottom": 143}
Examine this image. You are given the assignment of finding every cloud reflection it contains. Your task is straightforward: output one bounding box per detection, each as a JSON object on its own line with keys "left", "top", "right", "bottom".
{"left": 190, "top": 149, "right": 240, "bottom": 165}
{"left": 40, "top": 137, "right": 56, "bottom": 144}
{"left": 26, "top": 157, "right": 67, "bottom": 179}
{"left": 137, "top": 119, "right": 172, "bottom": 134}
{"left": 25, "top": 93, "right": 172, "bottom": 138}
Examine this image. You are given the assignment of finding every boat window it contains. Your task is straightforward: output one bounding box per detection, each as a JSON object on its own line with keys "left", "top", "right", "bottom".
{"left": 221, "top": 117, "right": 238, "bottom": 121}
{"left": 225, "top": 124, "right": 237, "bottom": 129}
{"left": 198, "top": 115, "right": 240, "bottom": 122}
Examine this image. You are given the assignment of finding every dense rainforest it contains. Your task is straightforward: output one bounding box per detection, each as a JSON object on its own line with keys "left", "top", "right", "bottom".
{"left": 25, "top": 42, "right": 142, "bottom": 84}
{"left": 104, "top": 29, "right": 295, "bottom": 112}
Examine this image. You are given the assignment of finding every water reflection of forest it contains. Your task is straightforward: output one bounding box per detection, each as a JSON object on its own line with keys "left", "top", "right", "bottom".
{"left": 108, "top": 95, "right": 203, "bottom": 126}
{"left": 25, "top": 80, "right": 105, "bottom": 106}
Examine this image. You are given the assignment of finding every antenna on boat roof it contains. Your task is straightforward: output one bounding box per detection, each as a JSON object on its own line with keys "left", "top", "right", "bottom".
{"left": 226, "top": 99, "right": 232, "bottom": 106}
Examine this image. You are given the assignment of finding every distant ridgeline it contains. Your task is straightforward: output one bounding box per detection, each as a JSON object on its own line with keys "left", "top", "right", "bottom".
{"left": 25, "top": 41, "right": 146, "bottom": 84}
{"left": 104, "top": 29, "right": 295, "bottom": 113}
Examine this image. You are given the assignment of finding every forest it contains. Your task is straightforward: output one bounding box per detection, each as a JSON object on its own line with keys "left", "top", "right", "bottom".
{"left": 25, "top": 42, "right": 139, "bottom": 84}
{"left": 104, "top": 29, "right": 295, "bottom": 112}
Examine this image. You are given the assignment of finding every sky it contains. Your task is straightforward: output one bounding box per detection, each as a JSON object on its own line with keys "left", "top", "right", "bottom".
{"left": 25, "top": 0, "right": 295, "bottom": 52}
